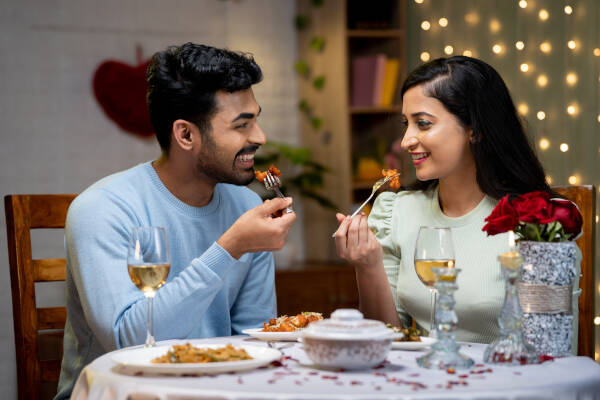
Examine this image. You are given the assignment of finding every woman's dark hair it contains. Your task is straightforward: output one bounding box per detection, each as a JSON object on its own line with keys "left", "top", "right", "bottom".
{"left": 146, "top": 42, "right": 263, "bottom": 153}
{"left": 400, "top": 56, "right": 553, "bottom": 199}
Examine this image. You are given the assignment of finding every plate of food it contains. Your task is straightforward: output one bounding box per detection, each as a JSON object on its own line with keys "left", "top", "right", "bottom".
{"left": 387, "top": 325, "right": 437, "bottom": 350}
{"left": 111, "top": 342, "right": 281, "bottom": 374}
{"left": 242, "top": 312, "right": 323, "bottom": 341}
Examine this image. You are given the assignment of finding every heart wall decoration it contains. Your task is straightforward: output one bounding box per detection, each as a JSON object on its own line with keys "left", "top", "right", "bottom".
{"left": 92, "top": 47, "right": 154, "bottom": 138}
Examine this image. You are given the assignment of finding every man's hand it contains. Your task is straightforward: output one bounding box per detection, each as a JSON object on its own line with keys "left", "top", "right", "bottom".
{"left": 217, "top": 197, "right": 296, "bottom": 259}
{"left": 333, "top": 212, "right": 383, "bottom": 270}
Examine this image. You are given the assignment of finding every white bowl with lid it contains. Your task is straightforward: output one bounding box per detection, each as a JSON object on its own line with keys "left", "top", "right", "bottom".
{"left": 299, "top": 308, "right": 400, "bottom": 370}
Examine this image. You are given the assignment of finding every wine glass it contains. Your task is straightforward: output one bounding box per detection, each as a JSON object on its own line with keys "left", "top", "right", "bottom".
{"left": 127, "top": 226, "right": 170, "bottom": 347}
{"left": 414, "top": 226, "right": 455, "bottom": 337}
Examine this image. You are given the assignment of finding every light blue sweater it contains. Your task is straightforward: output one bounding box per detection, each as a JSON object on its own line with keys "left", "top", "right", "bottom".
{"left": 56, "top": 162, "right": 276, "bottom": 399}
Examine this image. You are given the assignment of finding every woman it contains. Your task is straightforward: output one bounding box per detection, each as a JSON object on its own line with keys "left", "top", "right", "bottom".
{"left": 334, "top": 56, "right": 577, "bottom": 344}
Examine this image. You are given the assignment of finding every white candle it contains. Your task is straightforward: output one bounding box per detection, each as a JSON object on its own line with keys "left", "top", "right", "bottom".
{"left": 508, "top": 231, "right": 516, "bottom": 250}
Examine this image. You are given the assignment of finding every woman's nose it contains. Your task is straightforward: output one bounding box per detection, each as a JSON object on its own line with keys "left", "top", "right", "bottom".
{"left": 400, "top": 130, "right": 419, "bottom": 150}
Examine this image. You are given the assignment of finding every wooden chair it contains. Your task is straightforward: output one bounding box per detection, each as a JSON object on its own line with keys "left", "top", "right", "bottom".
{"left": 553, "top": 185, "right": 597, "bottom": 358}
{"left": 5, "top": 194, "right": 77, "bottom": 400}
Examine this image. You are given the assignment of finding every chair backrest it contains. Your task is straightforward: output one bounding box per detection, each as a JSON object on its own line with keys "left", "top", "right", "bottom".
{"left": 552, "top": 185, "right": 597, "bottom": 358}
{"left": 5, "top": 194, "right": 77, "bottom": 400}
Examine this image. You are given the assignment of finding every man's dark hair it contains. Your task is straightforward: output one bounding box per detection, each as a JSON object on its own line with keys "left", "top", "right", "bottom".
{"left": 400, "top": 56, "right": 554, "bottom": 199}
{"left": 146, "top": 43, "right": 263, "bottom": 153}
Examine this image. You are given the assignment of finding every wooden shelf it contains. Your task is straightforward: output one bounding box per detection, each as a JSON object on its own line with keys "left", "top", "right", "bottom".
{"left": 350, "top": 106, "right": 402, "bottom": 114}
{"left": 346, "top": 29, "right": 404, "bottom": 38}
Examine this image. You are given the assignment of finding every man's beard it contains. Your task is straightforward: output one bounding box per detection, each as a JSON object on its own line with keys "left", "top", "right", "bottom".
{"left": 195, "top": 136, "right": 256, "bottom": 186}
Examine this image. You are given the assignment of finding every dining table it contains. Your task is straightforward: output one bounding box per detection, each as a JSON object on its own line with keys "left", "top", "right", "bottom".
{"left": 71, "top": 335, "right": 600, "bottom": 400}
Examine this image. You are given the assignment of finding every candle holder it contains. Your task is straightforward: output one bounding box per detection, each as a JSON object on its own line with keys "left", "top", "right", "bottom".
{"left": 417, "top": 268, "right": 474, "bottom": 370}
{"left": 483, "top": 250, "right": 539, "bottom": 365}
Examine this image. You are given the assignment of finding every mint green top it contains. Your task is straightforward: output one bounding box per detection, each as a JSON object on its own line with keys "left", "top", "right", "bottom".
{"left": 368, "top": 187, "right": 580, "bottom": 345}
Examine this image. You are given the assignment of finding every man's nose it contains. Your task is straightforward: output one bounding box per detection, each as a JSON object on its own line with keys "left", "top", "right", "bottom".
{"left": 250, "top": 123, "right": 267, "bottom": 145}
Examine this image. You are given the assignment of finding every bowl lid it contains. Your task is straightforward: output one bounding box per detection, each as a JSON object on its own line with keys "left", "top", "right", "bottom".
{"left": 301, "top": 309, "right": 394, "bottom": 340}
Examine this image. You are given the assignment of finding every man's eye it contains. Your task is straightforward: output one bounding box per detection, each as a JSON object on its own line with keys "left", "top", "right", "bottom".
{"left": 235, "top": 122, "right": 249, "bottom": 129}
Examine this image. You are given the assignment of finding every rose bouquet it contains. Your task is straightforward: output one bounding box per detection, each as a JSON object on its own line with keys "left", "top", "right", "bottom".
{"left": 482, "top": 191, "right": 582, "bottom": 241}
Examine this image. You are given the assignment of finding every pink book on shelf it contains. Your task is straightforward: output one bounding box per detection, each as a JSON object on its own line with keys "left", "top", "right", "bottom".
{"left": 372, "top": 54, "right": 387, "bottom": 106}
{"left": 351, "top": 54, "right": 386, "bottom": 107}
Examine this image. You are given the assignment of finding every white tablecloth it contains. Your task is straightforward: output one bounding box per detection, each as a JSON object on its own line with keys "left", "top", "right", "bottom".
{"left": 72, "top": 335, "right": 600, "bottom": 400}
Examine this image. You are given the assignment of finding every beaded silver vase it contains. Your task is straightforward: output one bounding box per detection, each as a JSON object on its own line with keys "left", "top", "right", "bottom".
{"left": 518, "top": 241, "right": 578, "bottom": 357}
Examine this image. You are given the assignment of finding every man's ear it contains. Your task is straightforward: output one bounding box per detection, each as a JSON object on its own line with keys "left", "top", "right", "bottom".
{"left": 468, "top": 127, "right": 480, "bottom": 143}
{"left": 171, "top": 119, "right": 196, "bottom": 151}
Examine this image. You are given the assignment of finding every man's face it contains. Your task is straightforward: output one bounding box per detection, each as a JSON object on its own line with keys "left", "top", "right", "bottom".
{"left": 195, "top": 88, "right": 266, "bottom": 185}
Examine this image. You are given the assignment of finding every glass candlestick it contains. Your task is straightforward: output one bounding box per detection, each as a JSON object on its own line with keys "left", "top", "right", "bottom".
{"left": 417, "top": 268, "right": 474, "bottom": 370}
{"left": 483, "top": 250, "right": 539, "bottom": 365}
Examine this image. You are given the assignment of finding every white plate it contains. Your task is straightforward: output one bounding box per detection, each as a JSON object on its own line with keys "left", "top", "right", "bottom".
{"left": 242, "top": 328, "right": 301, "bottom": 341}
{"left": 391, "top": 336, "right": 437, "bottom": 351}
{"left": 111, "top": 343, "right": 281, "bottom": 374}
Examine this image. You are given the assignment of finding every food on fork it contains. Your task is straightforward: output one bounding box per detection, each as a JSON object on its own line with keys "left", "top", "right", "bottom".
{"left": 386, "top": 324, "right": 422, "bottom": 342}
{"left": 382, "top": 169, "right": 401, "bottom": 189}
{"left": 151, "top": 343, "right": 252, "bottom": 363}
{"left": 262, "top": 312, "right": 323, "bottom": 332}
{"left": 254, "top": 164, "right": 281, "bottom": 183}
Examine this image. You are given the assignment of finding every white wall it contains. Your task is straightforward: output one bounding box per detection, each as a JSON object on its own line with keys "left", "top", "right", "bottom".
{"left": 0, "top": 0, "right": 299, "bottom": 397}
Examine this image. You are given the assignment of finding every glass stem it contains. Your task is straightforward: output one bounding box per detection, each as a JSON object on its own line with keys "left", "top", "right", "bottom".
{"left": 145, "top": 292, "right": 156, "bottom": 347}
{"left": 429, "top": 288, "right": 437, "bottom": 337}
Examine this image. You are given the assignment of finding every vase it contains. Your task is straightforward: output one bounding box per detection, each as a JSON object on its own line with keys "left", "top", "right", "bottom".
{"left": 517, "top": 240, "right": 578, "bottom": 357}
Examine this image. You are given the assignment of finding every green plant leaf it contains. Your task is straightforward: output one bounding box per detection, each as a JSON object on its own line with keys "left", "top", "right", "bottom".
{"left": 311, "top": 116, "right": 323, "bottom": 130}
{"left": 295, "top": 15, "right": 310, "bottom": 30}
{"left": 298, "top": 99, "right": 311, "bottom": 114}
{"left": 265, "top": 141, "right": 312, "bottom": 165}
{"left": 312, "top": 75, "right": 326, "bottom": 90}
{"left": 310, "top": 36, "right": 326, "bottom": 52}
{"left": 294, "top": 60, "right": 310, "bottom": 77}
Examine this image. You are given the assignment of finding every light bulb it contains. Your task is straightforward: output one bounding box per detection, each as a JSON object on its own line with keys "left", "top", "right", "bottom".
{"left": 568, "top": 175, "right": 578, "bottom": 185}
{"left": 439, "top": 18, "right": 448, "bottom": 27}
{"left": 464, "top": 12, "right": 479, "bottom": 25}
{"left": 463, "top": 50, "right": 473, "bottom": 57}
{"left": 566, "top": 72, "right": 578, "bottom": 86}
{"left": 414, "top": 0, "right": 424, "bottom": 3}
{"left": 560, "top": 143, "right": 569, "bottom": 152}
{"left": 489, "top": 19, "right": 501, "bottom": 33}
{"left": 540, "top": 42, "right": 552, "bottom": 53}
{"left": 492, "top": 44, "right": 504, "bottom": 54}
{"left": 420, "top": 52, "right": 431, "bottom": 62}
{"left": 566, "top": 103, "right": 579, "bottom": 116}
{"left": 539, "top": 137, "right": 550, "bottom": 149}
{"left": 537, "top": 74, "right": 548, "bottom": 87}
{"left": 597, "top": 114, "right": 600, "bottom": 123}
{"left": 568, "top": 40, "right": 577, "bottom": 50}
{"left": 520, "top": 63, "right": 529, "bottom": 72}
{"left": 545, "top": 175, "right": 552, "bottom": 184}
{"left": 564, "top": 5, "right": 573, "bottom": 14}
{"left": 519, "top": 0, "right": 528, "bottom": 8}
{"left": 537, "top": 111, "right": 546, "bottom": 121}
{"left": 421, "top": 21, "right": 431, "bottom": 30}
{"left": 444, "top": 45, "right": 454, "bottom": 55}
{"left": 515, "top": 41, "right": 525, "bottom": 50}
{"left": 539, "top": 9, "right": 549, "bottom": 21}
{"left": 594, "top": 48, "right": 600, "bottom": 56}
{"left": 517, "top": 103, "right": 529, "bottom": 115}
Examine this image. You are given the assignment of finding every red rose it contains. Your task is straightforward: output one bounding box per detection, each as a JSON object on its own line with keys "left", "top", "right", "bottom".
{"left": 482, "top": 195, "right": 519, "bottom": 235}
{"left": 512, "top": 191, "right": 555, "bottom": 224}
{"left": 551, "top": 199, "right": 583, "bottom": 235}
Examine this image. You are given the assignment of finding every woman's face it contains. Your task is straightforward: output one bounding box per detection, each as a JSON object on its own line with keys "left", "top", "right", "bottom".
{"left": 400, "top": 84, "right": 475, "bottom": 183}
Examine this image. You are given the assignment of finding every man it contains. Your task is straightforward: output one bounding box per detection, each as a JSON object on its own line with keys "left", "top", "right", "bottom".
{"left": 55, "top": 43, "right": 296, "bottom": 399}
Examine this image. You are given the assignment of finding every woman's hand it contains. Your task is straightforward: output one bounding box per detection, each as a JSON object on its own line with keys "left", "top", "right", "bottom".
{"left": 334, "top": 212, "right": 383, "bottom": 269}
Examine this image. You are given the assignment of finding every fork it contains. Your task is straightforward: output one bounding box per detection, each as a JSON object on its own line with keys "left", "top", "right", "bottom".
{"left": 331, "top": 173, "right": 400, "bottom": 238}
{"left": 264, "top": 172, "right": 294, "bottom": 214}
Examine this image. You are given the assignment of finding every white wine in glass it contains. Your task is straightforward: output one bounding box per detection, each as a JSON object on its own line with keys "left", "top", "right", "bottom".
{"left": 414, "top": 226, "right": 455, "bottom": 337}
{"left": 127, "top": 226, "right": 170, "bottom": 347}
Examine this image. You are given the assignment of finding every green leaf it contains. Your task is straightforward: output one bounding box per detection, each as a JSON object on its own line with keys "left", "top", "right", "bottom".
{"left": 294, "top": 60, "right": 310, "bottom": 77}
{"left": 312, "top": 75, "right": 326, "bottom": 90}
{"left": 311, "top": 116, "right": 323, "bottom": 130}
{"left": 298, "top": 99, "right": 311, "bottom": 113}
{"left": 310, "top": 36, "right": 326, "bottom": 52}
{"left": 265, "top": 141, "right": 313, "bottom": 165}
{"left": 295, "top": 15, "right": 310, "bottom": 30}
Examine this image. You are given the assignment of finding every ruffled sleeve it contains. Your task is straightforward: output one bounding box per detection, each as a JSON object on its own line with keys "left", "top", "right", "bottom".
{"left": 368, "top": 191, "right": 411, "bottom": 327}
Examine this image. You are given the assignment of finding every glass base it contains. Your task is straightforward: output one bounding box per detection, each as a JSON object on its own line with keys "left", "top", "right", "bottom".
{"left": 416, "top": 346, "right": 474, "bottom": 370}
{"left": 483, "top": 335, "right": 540, "bottom": 365}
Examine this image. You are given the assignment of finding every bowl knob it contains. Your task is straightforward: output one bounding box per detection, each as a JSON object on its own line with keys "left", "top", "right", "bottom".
{"left": 330, "top": 308, "right": 364, "bottom": 321}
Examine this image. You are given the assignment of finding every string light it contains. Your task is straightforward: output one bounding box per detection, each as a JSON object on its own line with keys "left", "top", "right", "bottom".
{"left": 546, "top": 175, "right": 552, "bottom": 184}
{"left": 492, "top": 43, "right": 504, "bottom": 54}
{"left": 564, "top": 5, "right": 573, "bottom": 15}
{"left": 596, "top": 215, "right": 599, "bottom": 223}
{"left": 539, "top": 137, "right": 550, "bottom": 149}
{"left": 537, "top": 111, "right": 546, "bottom": 121}
{"left": 414, "top": 0, "right": 424, "bottom": 3}
{"left": 515, "top": 41, "right": 525, "bottom": 50}
{"left": 597, "top": 114, "right": 600, "bottom": 123}
{"left": 439, "top": 18, "right": 448, "bottom": 27}
{"left": 560, "top": 143, "right": 569, "bottom": 152}
{"left": 594, "top": 48, "right": 600, "bottom": 56}
{"left": 444, "top": 45, "right": 454, "bottom": 55}
{"left": 566, "top": 72, "right": 578, "bottom": 86}
{"left": 539, "top": 9, "right": 549, "bottom": 21}
{"left": 464, "top": 12, "right": 479, "bottom": 25}
{"left": 567, "top": 40, "right": 577, "bottom": 50}
{"left": 519, "top": 0, "right": 528, "bottom": 8}
{"left": 420, "top": 52, "right": 431, "bottom": 62}
{"left": 463, "top": 50, "right": 473, "bottom": 57}
{"left": 566, "top": 103, "right": 579, "bottom": 116}
{"left": 520, "top": 63, "right": 529, "bottom": 72}
{"left": 537, "top": 74, "right": 548, "bottom": 87}
{"left": 568, "top": 175, "right": 579, "bottom": 185}
{"left": 421, "top": 21, "right": 431, "bottom": 30}
{"left": 540, "top": 41, "right": 552, "bottom": 53}
{"left": 517, "top": 103, "right": 529, "bottom": 115}
{"left": 489, "top": 19, "right": 501, "bottom": 33}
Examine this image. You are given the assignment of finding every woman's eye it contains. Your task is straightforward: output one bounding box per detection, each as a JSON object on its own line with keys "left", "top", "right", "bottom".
{"left": 399, "top": 118, "right": 408, "bottom": 127}
{"left": 417, "top": 119, "right": 432, "bottom": 128}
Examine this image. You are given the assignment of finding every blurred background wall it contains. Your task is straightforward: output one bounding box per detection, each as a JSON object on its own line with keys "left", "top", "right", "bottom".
{"left": 0, "top": 0, "right": 299, "bottom": 397}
